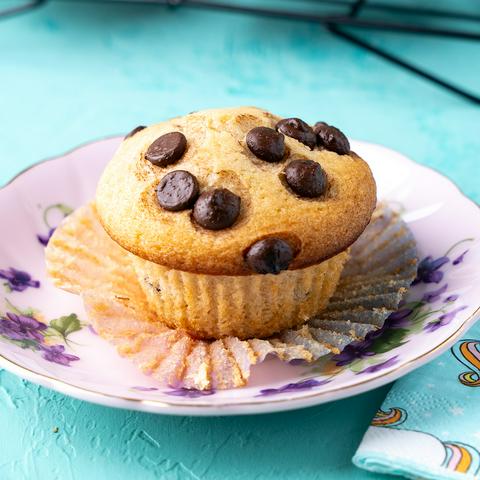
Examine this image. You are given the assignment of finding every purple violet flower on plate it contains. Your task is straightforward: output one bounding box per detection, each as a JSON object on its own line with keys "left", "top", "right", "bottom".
{"left": 453, "top": 250, "right": 469, "bottom": 265}
{"left": 0, "top": 268, "right": 40, "bottom": 292}
{"left": 332, "top": 327, "right": 385, "bottom": 366}
{"left": 0, "top": 312, "right": 46, "bottom": 342}
{"left": 165, "top": 388, "right": 215, "bottom": 398}
{"left": 39, "top": 344, "right": 80, "bottom": 366}
{"left": 424, "top": 306, "right": 468, "bottom": 332}
{"left": 413, "top": 256, "right": 449, "bottom": 285}
{"left": 422, "top": 284, "right": 448, "bottom": 303}
{"left": 444, "top": 294, "right": 459, "bottom": 303}
{"left": 37, "top": 227, "right": 56, "bottom": 247}
{"left": 356, "top": 356, "right": 399, "bottom": 375}
{"left": 87, "top": 325, "right": 98, "bottom": 336}
{"left": 383, "top": 309, "right": 413, "bottom": 329}
{"left": 258, "top": 378, "right": 330, "bottom": 396}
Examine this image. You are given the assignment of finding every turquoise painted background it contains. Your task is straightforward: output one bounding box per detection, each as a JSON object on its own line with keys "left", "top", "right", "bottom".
{"left": 0, "top": 2, "right": 478, "bottom": 479}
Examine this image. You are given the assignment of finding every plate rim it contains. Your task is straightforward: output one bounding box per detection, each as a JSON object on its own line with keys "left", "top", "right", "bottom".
{"left": 1, "top": 136, "right": 479, "bottom": 416}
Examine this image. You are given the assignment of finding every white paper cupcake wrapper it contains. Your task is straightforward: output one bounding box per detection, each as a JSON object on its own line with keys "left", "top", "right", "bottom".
{"left": 46, "top": 203, "right": 417, "bottom": 390}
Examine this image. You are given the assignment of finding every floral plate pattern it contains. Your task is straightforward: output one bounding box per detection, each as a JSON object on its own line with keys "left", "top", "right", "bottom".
{"left": 0, "top": 137, "right": 479, "bottom": 416}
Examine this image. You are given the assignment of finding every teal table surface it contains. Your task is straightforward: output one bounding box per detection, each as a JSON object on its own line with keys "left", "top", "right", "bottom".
{"left": 0, "top": 2, "right": 478, "bottom": 479}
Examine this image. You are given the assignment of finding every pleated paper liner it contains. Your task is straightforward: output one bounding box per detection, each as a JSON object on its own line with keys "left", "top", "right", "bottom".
{"left": 46, "top": 203, "right": 417, "bottom": 390}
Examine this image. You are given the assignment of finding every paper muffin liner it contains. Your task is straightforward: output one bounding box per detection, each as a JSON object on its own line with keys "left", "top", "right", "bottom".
{"left": 131, "top": 252, "right": 348, "bottom": 340}
{"left": 46, "top": 203, "right": 417, "bottom": 390}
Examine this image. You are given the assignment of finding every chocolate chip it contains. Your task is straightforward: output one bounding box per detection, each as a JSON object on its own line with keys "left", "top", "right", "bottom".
{"left": 246, "top": 127, "right": 285, "bottom": 163}
{"left": 283, "top": 160, "right": 327, "bottom": 198}
{"left": 245, "top": 238, "right": 294, "bottom": 274}
{"left": 145, "top": 132, "right": 187, "bottom": 167}
{"left": 125, "top": 125, "right": 146, "bottom": 139}
{"left": 156, "top": 170, "right": 199, "bottom": 212}
{"left": 275, "top": 118, "right": 316, "bottom": 150}
{"left": 192, "top": 188, "right": 241, "bottom": 230}
{"left": 313, "top": 122, "right": 350, "bottom": 155}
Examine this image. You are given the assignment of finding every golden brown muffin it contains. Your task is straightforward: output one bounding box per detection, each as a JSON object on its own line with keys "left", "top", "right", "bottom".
{"left": 95, "top": 107, "right": 376, "bottom": 339}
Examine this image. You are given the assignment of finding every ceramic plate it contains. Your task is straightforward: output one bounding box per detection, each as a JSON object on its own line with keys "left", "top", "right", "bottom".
{"left": 0, "top": 137, "right": 479, "bottom": 416}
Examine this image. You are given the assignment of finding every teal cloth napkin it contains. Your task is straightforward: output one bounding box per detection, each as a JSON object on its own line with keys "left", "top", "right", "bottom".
{"left": 353, "top": 321, "right": 480, "bottom": 480}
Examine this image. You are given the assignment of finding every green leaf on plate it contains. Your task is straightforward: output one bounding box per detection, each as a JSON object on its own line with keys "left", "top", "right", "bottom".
{"left": 371, "top": 328, "right": 409, "bottom": 354}
{"left": 49, "top": 313, "right": 81, "bottom": 338}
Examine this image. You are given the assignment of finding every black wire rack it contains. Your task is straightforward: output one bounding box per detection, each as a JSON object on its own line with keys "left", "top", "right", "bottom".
{"left": 2, "top": 0, "right": 479, "bottom": 104}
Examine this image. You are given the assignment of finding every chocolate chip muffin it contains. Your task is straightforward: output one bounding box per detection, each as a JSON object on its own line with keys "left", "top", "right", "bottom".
{"left": 95, "top": 107, "right": 376, "bottom": 339}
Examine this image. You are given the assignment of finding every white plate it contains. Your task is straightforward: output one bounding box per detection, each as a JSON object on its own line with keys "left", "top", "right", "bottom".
{"left": 0, "top": 137, "right": 479, "bottom": 415}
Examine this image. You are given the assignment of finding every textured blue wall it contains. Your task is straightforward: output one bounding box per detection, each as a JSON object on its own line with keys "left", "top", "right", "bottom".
{"left": 0, "top": 1, "right": 478, "bottom": 479}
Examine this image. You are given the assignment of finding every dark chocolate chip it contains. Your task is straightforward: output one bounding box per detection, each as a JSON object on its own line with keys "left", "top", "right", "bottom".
{"left": 156, "top": 170, "right": 199, "bottom": 212}
{"left": 125, "top": 125, "right": 146, "bottom": 139}
{"left": 313, "top": 122, "right": 350, "bottom": 155}
{"left": 283, "top": 159, "right": 327, "bottom": 198}
{"left": 246, "top": 126, "right": 285, "bottom": 163}
{"left": 275, "top": 118, "right": 316, "bottom": 150}
{"left": 245, "top": 238, "right": 294, "bottom": 274}
{"left": 192, "top": 188, "right": 241, "bottom": 230}
{"left": 145, "top": 132, "right": 187, "bottom": 167}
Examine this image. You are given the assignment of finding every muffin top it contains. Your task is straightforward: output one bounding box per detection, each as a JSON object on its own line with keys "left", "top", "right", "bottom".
{"left": 96, "top": 107, "right": 376, "bottom": 275}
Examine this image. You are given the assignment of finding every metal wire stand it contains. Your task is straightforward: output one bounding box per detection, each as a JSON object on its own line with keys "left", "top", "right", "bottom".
{"left": 1, "top": 0, "right": 479, "bottom": 103}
